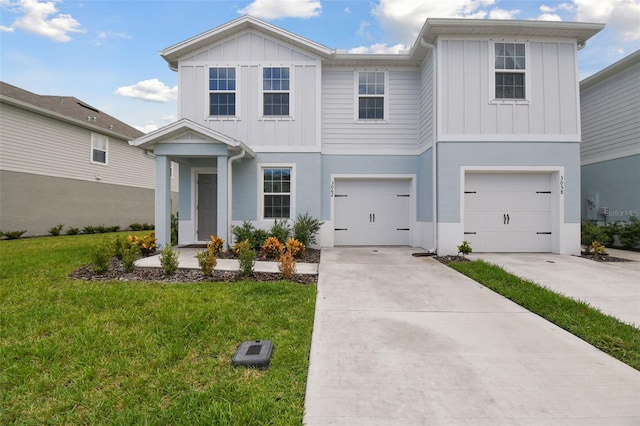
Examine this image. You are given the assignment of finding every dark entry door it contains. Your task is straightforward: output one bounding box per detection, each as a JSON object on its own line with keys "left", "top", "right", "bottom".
{"left": 197, "top": 174, "right": 217, "bottom": 241}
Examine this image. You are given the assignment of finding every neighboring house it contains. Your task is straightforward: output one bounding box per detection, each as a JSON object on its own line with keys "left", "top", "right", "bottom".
{"left": 580, "top": 50, "right": 640, "bottom": 223}
{"left": 0, "top": 82, "right": 178, "bottom": 236}
{"left": 132, "top": 16, "right": 604, "bottom": 255}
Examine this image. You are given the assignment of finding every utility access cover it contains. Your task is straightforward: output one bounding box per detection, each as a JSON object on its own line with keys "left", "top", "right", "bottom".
{"left": 232, "top": 340, "right": 273, "bottom": 369}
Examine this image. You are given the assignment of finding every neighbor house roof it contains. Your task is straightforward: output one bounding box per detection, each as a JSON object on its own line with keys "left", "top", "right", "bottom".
{"left": 0, "top": 81, "right": 144, "bottom": 140}
{"left": 580, "top": 49, "right": 640, "bottom": 91}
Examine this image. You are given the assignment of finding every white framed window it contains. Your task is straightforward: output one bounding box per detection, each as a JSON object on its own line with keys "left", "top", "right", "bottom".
{"left": 259, "top": 163, "right": 296, "bottom": 219}
{"left": 491, "top": 41, "right": 529, "bottom": 102}
{"left": 91, "top": 133, "right": 108, "bottom": 165}
{"left": 355, "top": 70, "right": 388, "bottom": 121}
{"left": 261, "top": 67, "right": 291, "bottom": 118}
{"left": 209, "top": 67, "right": 237, "bottom": 118}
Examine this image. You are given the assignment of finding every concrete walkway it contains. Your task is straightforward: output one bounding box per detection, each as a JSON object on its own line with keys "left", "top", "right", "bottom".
{"left": 304, "top": 247, "right": 640, "bottom": 425}
{"left": 468, "top": 253, "right": 640, "bottom": 327}
{"left": 134, "top": 247, "right": 318, "bottom": 274}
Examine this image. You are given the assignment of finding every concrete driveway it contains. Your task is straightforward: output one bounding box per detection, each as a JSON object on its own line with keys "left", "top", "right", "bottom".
{"left": 303, "top": 247, "right": 640, "bottom": 425}
{"left": 468, "top": 252, "right": 640, "bottom": 328}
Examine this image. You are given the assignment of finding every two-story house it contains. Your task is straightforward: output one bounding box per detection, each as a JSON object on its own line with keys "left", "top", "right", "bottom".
{"left": 0, "top": 82, "right": 178, "bottom": 236}
{"left": 132, "top": 16, "right": 604, "bottom": 255}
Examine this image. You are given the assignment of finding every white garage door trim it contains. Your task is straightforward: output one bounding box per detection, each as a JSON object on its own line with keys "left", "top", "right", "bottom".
{"left": 331, "top": 174, "right": 416, "bottom": 246}
{"left": 460, "top": 166, "right": 564, "bottom": 253}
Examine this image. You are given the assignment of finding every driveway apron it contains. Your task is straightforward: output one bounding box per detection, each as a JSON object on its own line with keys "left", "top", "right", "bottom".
{"left": 303, "top": 247, "right": 640, "bottom": 425}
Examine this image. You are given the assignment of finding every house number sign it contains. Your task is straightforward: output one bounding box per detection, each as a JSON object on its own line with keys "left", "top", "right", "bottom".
{"left": 560, "top": 175, "right": 564, "bottom": 195}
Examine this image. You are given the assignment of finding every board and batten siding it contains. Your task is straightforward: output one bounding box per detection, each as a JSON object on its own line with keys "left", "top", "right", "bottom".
{"left": 418, "top": 50, "right": 435, "bottom": 150}
{"left": 0, "top": 103, "right": 159, "bottom": 189}
{"left": 322, "top": 67, "right": 420, "bottom": 154}
{"left": 177, "top": 30, "right": 320, "bottom": 151}
{"left": 438, "top": 38, "right": 580, "bottom": 141}
{"left": 580, "top": 58, "right": 640, "bottom": 165}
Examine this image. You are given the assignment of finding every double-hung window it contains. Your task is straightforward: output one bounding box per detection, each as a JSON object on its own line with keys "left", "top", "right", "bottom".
{"left": 263, "top": 67, "right": 290, "bottom": 116}
{"left": 91, "top": 133, "right": 108, "bottom": 165}
{"left": 261, "top": 166, "right": 293, "bottom": 219}
{"left": 357, "top": 71, "right": 385, "bottom": 120}
{"left": 209, "top": 67, "right": 236, "bottom": 117}
{"left": 494, "top": 42, "right": 526, "bottom": 100}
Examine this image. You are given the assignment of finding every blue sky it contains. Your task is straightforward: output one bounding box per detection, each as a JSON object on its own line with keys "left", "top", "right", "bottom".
{"left": 1, "top": 0, "right": 639, "bottom": 133}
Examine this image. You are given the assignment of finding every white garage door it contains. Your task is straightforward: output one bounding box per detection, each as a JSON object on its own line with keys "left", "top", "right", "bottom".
{"left": 464, "top": 173, "right": 553, "bottom": 252}
{"left": 334, "top": 179, "right": 411, "bottom": 245}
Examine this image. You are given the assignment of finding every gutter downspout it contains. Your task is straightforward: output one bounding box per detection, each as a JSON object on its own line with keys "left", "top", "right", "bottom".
{"left": 227, "top": 149, "right": 247, "bottom": 247}
{"left": 421, "top": 38, "right": 438, "bottom": 254}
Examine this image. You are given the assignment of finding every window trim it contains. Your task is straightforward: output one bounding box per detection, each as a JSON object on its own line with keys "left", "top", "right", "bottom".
{"left": 259, "top": 66, "right": 293, "bottom": 120}
{"left": 354, "top": 70, "right": 389, "bottom": 123}
{"left": 489, "top": 40, "right": 530, "bottom": 105}
{"left": 258, "top": 163, "right": 296, "bottom": 220}
{"left": 90, "top": 133, "right": 108, "bottom": 165}
{"left": 207, "top": 66, "right": 239, "bottom": 120}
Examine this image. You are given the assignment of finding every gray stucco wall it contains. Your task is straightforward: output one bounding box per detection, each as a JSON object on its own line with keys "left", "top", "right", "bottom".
{"left": 437, "top": 142, "right": 581, "bottom": 223}
{"left": 581, "top": 154, "right": 640, "bottom": 222}
{"left": 0, "top": 170, "right": 178, "bottom": 236}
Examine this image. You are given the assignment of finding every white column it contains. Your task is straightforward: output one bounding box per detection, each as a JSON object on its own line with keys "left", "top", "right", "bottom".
{"left": 155, "top": 155, "right": 172, "bottom": 248}
{"left": 217, "top": 156, "right": 228, "bottom": 248}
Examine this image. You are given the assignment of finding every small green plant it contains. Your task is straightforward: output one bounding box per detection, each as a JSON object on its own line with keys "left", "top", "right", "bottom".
{"left": 129, "top": 223, "right": 144, "bottom": 231}
{"left": 238, "top": 245, "right": 256, "bottom": 277}
{"left": 231, "top": 221, "right": 268, "bottom": 250}
{"left": 278, "top": 250, "right": 296, "bottom": 280}
{"left": 590, "top": 241, "right": 607, "bottom": 260}
{"left": 107, "top": 225, "right": 121, "bottom": 233}
{"left": 2, "top": 230, "right": 27, "bottom": 240}
{"left": 48, "top": 224, "right": 64, "bottom": 236}
{"left": 457, "top": 240, "right": 472, "bottom": 256}
{"left": 126, "top": 232, "right": 157, "bottom": 255}
{"left": 618, "top": 216, "right": 640, "bottom": 249}
{"left": 196, "top": 235, "right": 223, "bottom": 276}
{"left": 112, "top": 235, "right": 128, "bottom": 260}
{"left": 171, "top": 212, "right": 179, "bottom": 246}
{"left": 91, "top": 239, "right": 112, "bottom": 273}
{"left": 581, "top": 221, "right": 612, "bottom": 248}
{"left": 293, "top": 212, "right": 323, "bottom": 247}
{"left": 269, "top": 218, "right": 291, "bottom": 244}
{"left": 208, "top": 235, "right": 225, "bottom": 255}
{"left": 286, "top": 238, "right": 306, "bottom": 258}
{"left": 121, "top": 244, "right": 140, "bottom": 273}
{"left": 142, "top": 223, "right": 154, "bottom": 230}
{"left": 159, "top": 245, "right": 179, "bottom": 276}
{"left": 66, "top": 227, "right": 80, "bottom": 235}
{"left": 232, "top": 239, "right": 251, "bottom": 256}
{"left": 82, "top": 225, "right": 96, "bottom": 235}
{"left": 262, "top": 236, "right": 284, "bottom": 259}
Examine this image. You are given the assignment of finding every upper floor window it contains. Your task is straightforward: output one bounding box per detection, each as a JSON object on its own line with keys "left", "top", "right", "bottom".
{"left": 91, "top": 133, "right": 108, "bottom": 165}
{"left": 260, "top": 165, "right": 295, "bottom": 219}
{"left": 209, "top": 67, "right": 236, "bottom": 116}
{"left": 357, "top": 71, "right": 386, "bottom": 120}
{"left": 494, "top": 43, "right": 526, "bottom": 100}
{"left": 263, "top": 67, "right": 290, "bottom": 116}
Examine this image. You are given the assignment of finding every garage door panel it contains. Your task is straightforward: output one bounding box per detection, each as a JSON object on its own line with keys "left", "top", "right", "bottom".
{"left": 464, "top": 172, "right": 553, "bottom": 252}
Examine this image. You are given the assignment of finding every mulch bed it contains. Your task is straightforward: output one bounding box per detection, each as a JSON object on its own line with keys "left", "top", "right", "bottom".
{"left": 69, "top": 248, "right": 320, "bottom": 285}
{"left": 579, "top": 253, "right": 632, "bottom": 263}
{"left": 433, "top": 255, "right": 471, "bottom": 265}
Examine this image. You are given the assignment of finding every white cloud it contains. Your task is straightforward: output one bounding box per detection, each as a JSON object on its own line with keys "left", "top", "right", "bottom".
{"left": 574, "top": 0, "right": 640, "bottom": 41}
{"left": 3, "top": 0, "right": 84, "bottom": 42}
{"left": 134, "top": 115, "right": 177, "bottom": 134}
{"left": 538, "top": 12, "right": 563, "bottom": 21}
{"left": 356, "top": 21, "right": 371, "bottom": 39}
{"left": 238, "top": 0, "right": 321, "bottom": 19}
{"left": 489, "top": 8, "right": 520, "bottom": 19}
{"left": 345, "top": 7, "right": 351, "bottom": 13}
{"left": 372, "top": 0, "right": 503, "bottom": 45}
{"left": 114, "top": 79, "right": 178, "bottom": 103}
{"left": 348, "top": 43, "right": 409, "bottom": 54}
{"left": 0, "top": 25, "right": 15, "bottom": 32}
{"left": 94, "top": 30, "right": 132, "bottom": 46}
{"left": 540, "top": 5, "right": 556, "bottom": 13}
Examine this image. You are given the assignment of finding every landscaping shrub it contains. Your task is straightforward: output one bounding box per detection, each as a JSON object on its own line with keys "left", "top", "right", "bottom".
{"left": 171, "top": 212, "right": 179, "bottom": 246}
{"left": 238, "top": 245, "right": 256, "bottom": 277}
{"left": 91, "top": 239, "right": 112, "bottom": 273}
{"left": 66, "top": 227, "right": 79, "bottom": 235}
{"left": 107, "top": 225, "right": 121, "bottom": 233}
{"left": 48, "top": 224, "right": 64, "bottom": 236}
{"left": 94, "top": 225, "right": 107, "bottom": 234}
{"left": 142, "top": 223, "right": 154, "bottom": 230}
{"left": 293, "top": 212, "right": 323, "bottom": 247}
{"left": 82, "top": 225, "right": 96, "bottom": 235}
{"left": 286, "top": 238, "right": 306, "bottom": 258}
{"left": 126, "top": 232, "right": 157, "bottom": 255}
{"left": 278, "top": 250, "right": 296, "bottom": 280}
{"left": 112, "top": 235, "right": 128, "bottom": 260}
{"left": 208, "top": 235, "right": 225, "bottom": 254}
{"left": 197, "top": 235, "right": 223, "bottom": 276}
{"left": 129, "top": 223, "right": 144, "bottom": 231}
{"left": 2, "top": 230, "right": 27, "bottom": 240}
{"left": 159, "top": 245, "right": 179, "bottom": 275}
{"left": 262, "top": 236, "right": 284, "bottom": 259}
{"left": 232, "top": 221, "right": 268, "bottom": 249}
{"left": 121, "top": 244, "right": 140, "bottom": 273}
{"left": 269, "top": 218, "right": 291, "bottom": 244}
{"left": 457, "top": 240, "right": 472, "bottom": 256}
{"left": 590, "top": 241, "right": 607, "bottom": 260}
{"left": 618, "top": 216, "right": 640, "bottom": 249}
{"left": 581, "top": 221, "right": 612, "bottom": 248}
{"left": 232, "top": 239, "right": 251, "bottom": 256}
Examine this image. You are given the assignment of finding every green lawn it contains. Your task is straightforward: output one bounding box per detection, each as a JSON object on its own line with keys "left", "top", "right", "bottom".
{"left": 0, "top": 234, "right": 317, "bottom": 425}
{"left": 450, "top": 259, "right": 640, "bottom": 371}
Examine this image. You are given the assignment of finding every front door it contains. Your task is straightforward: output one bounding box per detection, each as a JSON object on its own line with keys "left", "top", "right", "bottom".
{"left": 197, "top": 174, "right": 217, "bottom": 241}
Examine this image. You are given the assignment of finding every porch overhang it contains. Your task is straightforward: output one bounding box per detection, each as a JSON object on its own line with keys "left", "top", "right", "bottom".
{"left": 129, "top": 118, "right": 256, "bottom": 158}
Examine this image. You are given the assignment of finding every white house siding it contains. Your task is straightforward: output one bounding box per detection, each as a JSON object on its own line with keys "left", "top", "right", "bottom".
{"left": 322, "top": 67, "right": 420, "bottom": 154}
{"left": 418, "top": 50, "right": 435, "bottom": 150}
{"left": 580, "top": 58, "right": 640, "bottom": 165}
{"left": 438, "top": 38, "right": 579, "bottom": 141}
{"left": 0, "top": 103, "right": 156, "bottom": 189}
{"left": 177, "top": 31, "right": 320, "bottom": 151}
